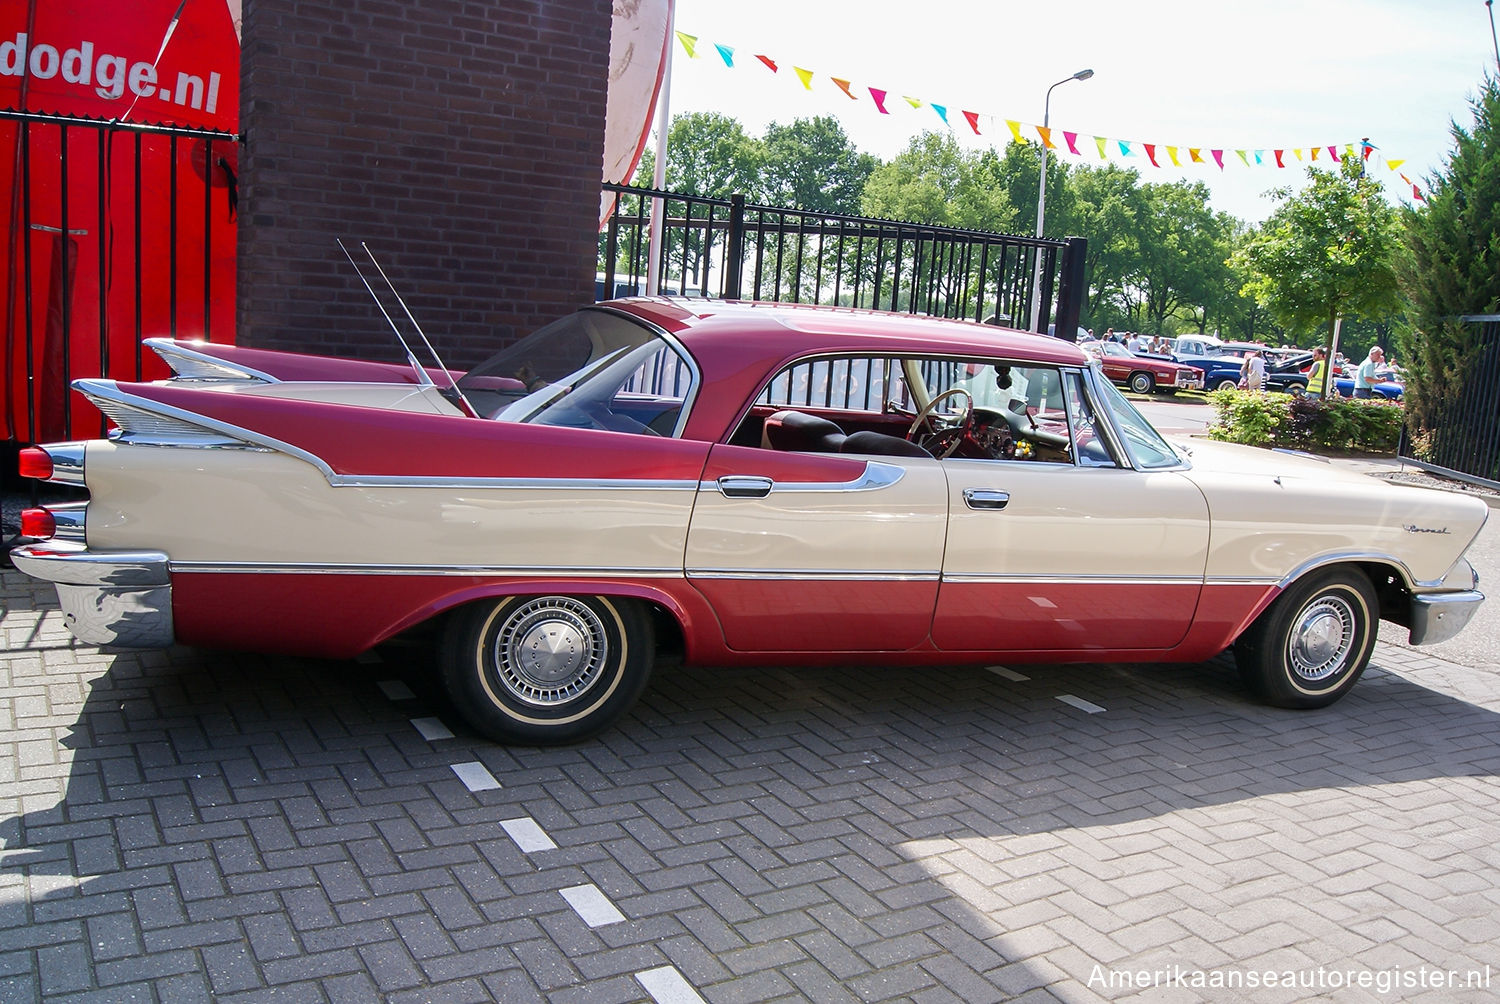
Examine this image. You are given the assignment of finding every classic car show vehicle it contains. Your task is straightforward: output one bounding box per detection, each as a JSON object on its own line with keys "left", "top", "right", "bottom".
{"left": 11, "top": 295, "right": 1487, "bottom": 745}
{"left": 1082, "top": 340, "right": 1205, "bottom": 394}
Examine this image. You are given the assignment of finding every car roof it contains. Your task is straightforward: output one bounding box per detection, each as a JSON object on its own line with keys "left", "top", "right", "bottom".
{"left": 602, "top": 298, "right": 1091, "bottom": 441}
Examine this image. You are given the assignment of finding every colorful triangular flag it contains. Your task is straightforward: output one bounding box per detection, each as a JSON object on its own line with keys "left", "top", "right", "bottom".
{"left": 713, "top": 43, "right": 734, "bottom": 67}
{"left": 675, "top": 32, "right": 698, "bottom": 58}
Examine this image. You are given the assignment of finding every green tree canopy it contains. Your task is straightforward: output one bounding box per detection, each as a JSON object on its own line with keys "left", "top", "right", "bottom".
{"left": 1230, "top": 158, "right": 1404, "bottom": 353}
{"left": 1398, "top": 78, "right": 1500, "bottom": 429}
{"left": 758, "top": 116, "right": 875, "bottom": 215}
{"left": 860, "top": 132, "right": 1018, "bottom": 233}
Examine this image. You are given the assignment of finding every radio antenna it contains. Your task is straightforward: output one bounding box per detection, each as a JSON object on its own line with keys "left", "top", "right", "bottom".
{"left": 337, "top": 239, "right": 481, "bottom": 418}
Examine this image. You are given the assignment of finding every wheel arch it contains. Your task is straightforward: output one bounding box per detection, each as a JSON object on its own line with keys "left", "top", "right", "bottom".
{"left": 377, "top": 578, "right": 707, "bottom": 659}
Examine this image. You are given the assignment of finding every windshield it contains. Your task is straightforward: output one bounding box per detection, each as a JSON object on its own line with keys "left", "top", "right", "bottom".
{"left": 1091, "top": 376, "right": 1183, "bottom": 468}
{"left": 456, "top": 308, "right": 697, "bottom": 436}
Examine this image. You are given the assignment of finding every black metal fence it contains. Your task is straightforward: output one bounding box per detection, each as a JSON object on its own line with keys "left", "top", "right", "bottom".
{"left": 2, "top": 109, "right": 239, "bottom": 446}
{"left": 600, "top": 183, "right": 1087, "bottom": 337}
{"left": 1399, "top": 315, "right": 1500, "bottom": 489}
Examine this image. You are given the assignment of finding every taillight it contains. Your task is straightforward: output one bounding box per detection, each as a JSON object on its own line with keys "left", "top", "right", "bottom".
{"left": 19, "top": 508, "right": 56, "bottom": 539}
{"left": 17, "top": 447, "right": 53, "bottom": 480}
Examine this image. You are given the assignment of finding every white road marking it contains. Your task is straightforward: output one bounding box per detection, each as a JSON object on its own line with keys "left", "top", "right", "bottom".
{"left": 636, "top": 965, "right": 706, "bottom": 1003}
{"left": 1055, "top": 694, "right": 1106, "bottom": 714}
{"left": 501, "top": 817, "right": 557, "bottom": 853}
{"left": 560, "top": 884, "right": 625, "bottom": 927}
{"left": 987, "top": 666, "right": 1030, "bottom": 682}
{"left": 377, "top": 680, "right": 416, "bottom": 700}
{"left": 410, "top": 717, "right": 454, "bottom": 741}
{"left": 451, "top": 761, "right": 501, "bottom": 792}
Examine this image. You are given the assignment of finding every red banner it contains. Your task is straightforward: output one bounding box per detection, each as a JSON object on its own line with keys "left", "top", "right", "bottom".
{"left": 0, "top": 0, "right": 239, "bottom": 131}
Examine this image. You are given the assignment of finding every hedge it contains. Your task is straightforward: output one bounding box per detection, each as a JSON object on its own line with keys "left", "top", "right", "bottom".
{"left": 1205, "top": 389, "right": 1404, "bottom": 453}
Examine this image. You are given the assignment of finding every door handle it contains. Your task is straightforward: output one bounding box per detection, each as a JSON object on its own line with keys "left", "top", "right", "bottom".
{"left": 963, "top": 488, "right": 1010, "bottom": 510}
{"left": 717, "top": 475, "right": 774, "bottom": 499}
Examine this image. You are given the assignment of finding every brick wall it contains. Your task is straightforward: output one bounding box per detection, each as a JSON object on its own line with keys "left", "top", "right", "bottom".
{"left": 239, "top": 0, "right": 612, "bottom": 365}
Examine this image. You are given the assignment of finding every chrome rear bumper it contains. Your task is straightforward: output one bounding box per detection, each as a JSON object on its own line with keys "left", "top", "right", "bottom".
{"left": 9, "top": 542, "right": 175, "bottom": 648}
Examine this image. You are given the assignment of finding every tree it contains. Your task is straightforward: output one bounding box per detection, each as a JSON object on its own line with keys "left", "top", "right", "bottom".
{"left": 1398, "top": 78, "right": 1500, "bottom": 431}
{"left": 861, "top": 132, "right": 1017, "bottom": 233}
{"left": 1230, "top": 158, "right": 1403, "bottom": 363}
{"left": 758, "top": 117, "right": 875, "bottom": 215}
{"left": 1125, "top": 180, "right": 1235, "bottom": 335}
{"left": 1062, "top": 163, "right": 1141, "bottom": 330}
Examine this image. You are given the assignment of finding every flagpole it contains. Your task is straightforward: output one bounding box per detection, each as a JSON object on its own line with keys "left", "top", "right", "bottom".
{"left": 647, "top": 4, "right": 675, "bottom": 297}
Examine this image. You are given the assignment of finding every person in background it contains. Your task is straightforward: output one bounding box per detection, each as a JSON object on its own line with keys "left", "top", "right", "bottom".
{"left": 1353, "top": 345, "right": 1385, "bottom": 399}
{"left": 1306, "top": 346, "right": 1332, "bottom": 399}
{"left": 1241, "top": 349, "right": 1267, "bottom": 392}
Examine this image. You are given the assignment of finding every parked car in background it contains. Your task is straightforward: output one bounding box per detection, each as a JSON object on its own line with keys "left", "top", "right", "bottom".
{"left": 1181, "top": 353, "right": 1310, "bottom": 395}
{"left": 1083, "top": 341, "right": 1204, "bottom": 394}
{"left": 12, "top": 298, "right": 1479, "bottom": 745}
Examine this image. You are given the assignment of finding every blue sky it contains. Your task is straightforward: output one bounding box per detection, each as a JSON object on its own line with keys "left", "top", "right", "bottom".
{"left": 659, "top": 0, "right": 1497, "bottom": 222}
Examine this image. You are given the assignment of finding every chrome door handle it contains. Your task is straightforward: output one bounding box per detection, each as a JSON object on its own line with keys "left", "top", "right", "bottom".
{"left": 717, "top": 475, "right": 774, "bottom": 499}
{"left": 963, "top": 488, "right": 1010, "bottom": 510}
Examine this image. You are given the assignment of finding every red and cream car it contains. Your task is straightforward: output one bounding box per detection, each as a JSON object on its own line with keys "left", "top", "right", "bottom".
{"left": 12, "top": 299, "right": 1486, "bottom": 744}
{"left": 1083, "top": 340, "right": 1204, "bottom": 394}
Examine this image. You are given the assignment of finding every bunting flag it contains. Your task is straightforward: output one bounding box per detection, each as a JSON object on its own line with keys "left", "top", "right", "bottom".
{"left": 670, "top": 28, "right": 1427, "bottom": 199}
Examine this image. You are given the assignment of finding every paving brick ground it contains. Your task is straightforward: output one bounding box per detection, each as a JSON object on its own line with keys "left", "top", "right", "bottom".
{"left": 2, "top": 565, "right": 1498, "bottom": 1002}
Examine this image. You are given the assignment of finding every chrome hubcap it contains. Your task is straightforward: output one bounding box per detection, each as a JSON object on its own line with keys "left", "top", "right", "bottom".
{"left": 1288, "top": 596, "right": 1356, "bottom": 683}
{"left": 492, "top": 598, "right": 607, "bottom": 707}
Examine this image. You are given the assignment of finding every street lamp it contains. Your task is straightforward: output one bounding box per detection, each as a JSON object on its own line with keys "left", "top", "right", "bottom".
{"left": 1030, "top": 68, "right": 1094, "bottom": 332}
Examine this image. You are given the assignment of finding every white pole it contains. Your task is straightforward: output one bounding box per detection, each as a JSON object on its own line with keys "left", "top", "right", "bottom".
{"left": 1028, "top": 70, "right": 1093, "bottom": 334}
{"left": 646, "top": 4, "right": 675, "bottom": 297}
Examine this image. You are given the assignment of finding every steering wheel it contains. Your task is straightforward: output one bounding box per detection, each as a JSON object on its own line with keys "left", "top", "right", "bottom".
{"left": 907, "top": 387, "right": 973, "bottom": 459}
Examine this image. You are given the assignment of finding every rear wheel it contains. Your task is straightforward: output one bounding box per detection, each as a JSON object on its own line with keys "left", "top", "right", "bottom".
{"left": 1216, "top": 377, "right": 1239, "bottom": 392}
{"left": 1234, "top": 569, "right": 1377, "bottom": 708}
{"left": 1129, "top": 372, "right": 1155, "bottom": 394}
{"left": 442, "top": 594, "right": 654, "bottom": 745}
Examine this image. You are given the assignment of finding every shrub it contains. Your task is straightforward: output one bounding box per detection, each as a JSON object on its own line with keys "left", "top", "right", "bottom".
{"left": 1207, "top": 390, "right": 1402, "bottom": 453}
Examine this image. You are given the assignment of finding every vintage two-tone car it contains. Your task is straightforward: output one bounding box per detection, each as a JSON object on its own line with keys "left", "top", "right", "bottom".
{"left": 11, "top": 298, "right": 1487, "bottom": 744}
{"left": 1082, "top": 340, "right": 1204, "bottom": 395}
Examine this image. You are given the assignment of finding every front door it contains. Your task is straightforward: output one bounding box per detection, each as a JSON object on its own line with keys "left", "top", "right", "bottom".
{"left": 685, "top": 443, "right": 949, "bottom": 652}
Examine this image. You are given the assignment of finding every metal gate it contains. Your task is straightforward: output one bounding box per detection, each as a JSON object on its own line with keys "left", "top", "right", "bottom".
{"left": 1399, "top": 315, "right": 1500, "bottom": 490}
{"left": 600, "top": 183, "right": 1088, "bottom": 336}
{"left": 2, "top": 109, "right": 239, "bottom": 445}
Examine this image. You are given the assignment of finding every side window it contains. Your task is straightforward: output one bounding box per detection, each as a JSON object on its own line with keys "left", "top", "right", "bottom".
{"left": 758, "top": 357, "right": 897, "bottom": 413}
{"left": 1063, "top": 371, "right": 1118, "bottom": 468}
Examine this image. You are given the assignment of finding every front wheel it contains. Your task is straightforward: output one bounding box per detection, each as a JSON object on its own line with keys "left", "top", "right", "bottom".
{"left": 1216, "top": 377, "right": 1239, "bottom": 392}
{"left": 442, "top": 594, "right": 655, "bottom": 745}
{"left": 1234, "top": 569, "right": 1377, "bottom": 708}
{"left": 1128, "top": 372, "right": 1155, "bottom": 395}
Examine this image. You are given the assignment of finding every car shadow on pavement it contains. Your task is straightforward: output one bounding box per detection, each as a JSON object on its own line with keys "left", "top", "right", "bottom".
{"left": 4, "top": 575, "right": 1499, "bottom": 999}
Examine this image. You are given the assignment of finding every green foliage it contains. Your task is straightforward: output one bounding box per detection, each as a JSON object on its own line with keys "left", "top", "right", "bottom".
{"left": 760, "top": 117, "right": 875, "bottom": 215}
{"left": 1229, "top": 158, "right": 1404, "bottom": 352}
{"left": 1207, "top": 389, "right": 1403, "bottom": 453}
{"left": 1398, "top": 78, "right": 1500, "bottom": 434}
{"left": 861, "top": 132, "right": 1018, "bottom": 233}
